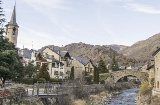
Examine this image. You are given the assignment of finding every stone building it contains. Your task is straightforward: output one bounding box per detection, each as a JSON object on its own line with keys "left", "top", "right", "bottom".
{"left": 152, "top": 48, "right": 160, "bottom": 95}
{"left": 71, "top": 56, "right": 97, "bottom": 79}
{"left": 5, "top": 5, "right": 19, "bottom": 46}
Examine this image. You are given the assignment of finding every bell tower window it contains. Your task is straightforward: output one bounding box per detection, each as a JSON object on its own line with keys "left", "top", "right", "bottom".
{"left": 13, "top": 27, "right": 16, "bottom": 35}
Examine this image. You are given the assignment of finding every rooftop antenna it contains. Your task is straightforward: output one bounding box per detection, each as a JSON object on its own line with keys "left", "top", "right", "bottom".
{"left": 32, "top": 41, "right": 33, "bottom": 49}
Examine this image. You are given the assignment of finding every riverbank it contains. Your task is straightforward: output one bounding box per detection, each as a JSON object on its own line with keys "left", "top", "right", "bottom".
{"left": 135, "top": 81, "right": 160, "bottom": 105}
{"left": 74, "top": 81, "right": 138, "bottom": 105}
{"left": 74, "top": 90, "right": 118, "bottom": 105}
{"left": 136, "top": 89, "right": 160, "bottom": 105}
{"left": 1, "top": 81, "right": 138, "bottom": 105}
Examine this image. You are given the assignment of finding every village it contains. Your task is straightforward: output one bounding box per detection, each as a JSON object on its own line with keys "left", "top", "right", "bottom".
{"left": 1, "top": 1, "right": 160, "bottom": 105}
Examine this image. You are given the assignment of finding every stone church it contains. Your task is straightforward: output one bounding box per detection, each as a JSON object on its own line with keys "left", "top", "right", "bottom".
{"left": 5, "top": 5, "right": 19, "bottom": 46}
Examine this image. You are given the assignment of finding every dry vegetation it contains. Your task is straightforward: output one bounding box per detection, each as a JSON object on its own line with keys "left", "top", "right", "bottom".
{"left": 120, "top": 33, "right": 160, "bottom": 63}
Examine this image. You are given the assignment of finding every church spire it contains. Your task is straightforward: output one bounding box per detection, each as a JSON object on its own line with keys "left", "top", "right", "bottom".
{"left": 9, "top": 5, "right": 17, "bottom": 25}
{"left": 5, "top": 3, "right": 19, "bottom": 47}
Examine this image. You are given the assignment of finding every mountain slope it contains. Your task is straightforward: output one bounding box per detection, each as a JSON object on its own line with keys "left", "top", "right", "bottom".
{"left": 119, "top": 33, "right": 160, "bottom": 62}
{"left": 40, "top": 33, "right": 160, "bottom": 67}
{"left": 40, "top": 43, "right": 129, "bottom": 66}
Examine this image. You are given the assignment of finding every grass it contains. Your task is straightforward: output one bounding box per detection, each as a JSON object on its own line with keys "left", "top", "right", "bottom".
{"left": 74, "top": 99, "right": 86, "bottom": 105}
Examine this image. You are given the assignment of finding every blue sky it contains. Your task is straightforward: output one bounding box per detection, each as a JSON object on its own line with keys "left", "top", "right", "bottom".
{"left": 3, "top": 0, "right": 160, "bottom": 49}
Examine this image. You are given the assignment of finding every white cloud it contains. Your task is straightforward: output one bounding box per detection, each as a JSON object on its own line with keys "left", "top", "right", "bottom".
{"left": 22, "top": 0, "right": 70, "bottom": 12}
{"left": 124, "top": 3, "right": 160, "bottom": 14}
{"left": 94, "top": 0, "right": 134, "bottom": 3}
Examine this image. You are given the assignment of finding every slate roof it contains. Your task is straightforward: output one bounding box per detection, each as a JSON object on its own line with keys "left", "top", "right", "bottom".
{"left": 146, "top": 64, "right": 154, "bottom": 70}
{"left": 8, "top": 6, "right": 18, "bottom": 26}
{"left": 54, "top": 50, "right": 69, "bottom": 58}
{"left": 18, "top": 48, "right": 31, "bottom": 59}
{"left": 73, "top": 56, "right": 90, "bottom": 66}
{"left": 152, "top": 47, "right": 160, "bottom": 56}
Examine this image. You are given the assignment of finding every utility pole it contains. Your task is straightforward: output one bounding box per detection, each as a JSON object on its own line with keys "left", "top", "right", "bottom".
{"left": 58, "top": 50, "right": 61, "bottom": 79}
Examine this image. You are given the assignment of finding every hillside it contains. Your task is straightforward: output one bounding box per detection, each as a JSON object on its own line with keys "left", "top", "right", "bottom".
{"left": 40, "top": 33, "right": 160, "bottom": 67}
{"left": 119, "top": 33, "right": 160, "bottom": 62}
{"left": 40, "top": 43, "right": 129, "bottom": 66}
{"left": 106, "top": 44, "right": 128, "bottom": 52}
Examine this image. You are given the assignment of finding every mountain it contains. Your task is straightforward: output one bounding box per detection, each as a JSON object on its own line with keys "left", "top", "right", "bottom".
{"left": 40, "top": 42, "right": 129, "bottom": 66}
{"left": 119, "top": 33, "right": 160, "bottom": 63}
{"left": 105, "top": 44, "right": 128, "bottom": 52}
{"left": 39, "top": 33, "right": 160, "bottom": 67}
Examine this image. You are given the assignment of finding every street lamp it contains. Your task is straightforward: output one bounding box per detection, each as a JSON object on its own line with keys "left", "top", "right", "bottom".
{"left": 58, "top": 50, "right": 61, "bottom": 79}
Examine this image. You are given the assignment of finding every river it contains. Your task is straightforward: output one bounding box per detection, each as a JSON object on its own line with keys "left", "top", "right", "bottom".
{"left": 107, "top": 88, "right": 139, "bottom": 105}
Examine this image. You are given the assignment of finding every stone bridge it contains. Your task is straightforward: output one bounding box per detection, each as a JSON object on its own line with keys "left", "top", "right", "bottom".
{"left": 105, "top": 69, "right": 148, "bottom": 84}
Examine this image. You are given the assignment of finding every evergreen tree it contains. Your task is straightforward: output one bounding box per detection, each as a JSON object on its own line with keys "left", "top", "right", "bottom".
{"left": 0, "top": 45, "right": 23, "bottom": 84}
{"left": 38, "top": 63, "right": 50, "bottom": 81}
{"left": 23, "top": 62, "right": 38, "bottom": 78}
{"left": 0, "top": 0, "right": 5, "bottom": 38}
{"left": 70, "top": 66, "right": 74, "bottom": 80}
{"left": 0, "top": 1, "right": 23, "bottom": 84}
{"left": 98, "top": 57, "right": 108, "bottom": 73}
{"left": 111, "top": 55, "right": 119, "bottom": 71}
{"left": 94, "top": 66, "right": 99, "bottom": 83}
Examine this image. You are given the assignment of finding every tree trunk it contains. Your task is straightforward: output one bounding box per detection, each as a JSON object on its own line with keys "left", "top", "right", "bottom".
{"left": 2, "top": 78, "right": 5, "bottom": 84}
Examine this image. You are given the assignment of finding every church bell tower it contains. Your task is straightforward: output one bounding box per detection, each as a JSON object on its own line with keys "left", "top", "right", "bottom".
{"left": 6, "top": 5, "right": 19, "bottom": 46}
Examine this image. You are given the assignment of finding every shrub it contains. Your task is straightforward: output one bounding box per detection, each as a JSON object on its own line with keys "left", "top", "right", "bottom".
{"left": 84, "top": 75, "right": 92, "bottom": 84}
{"left": 37, "top": 78, "right": 46, "bottom": 82}
{"left": 19, "top": 78, "right": 34, "bottom": 84}
{"left": 50, "top": 78, "right": 59, "bottom": 82}
{"left": 139, "top": 81, "right": 151, "bottom": 95}
{"left": 100, "top": 80, "right": 105, "bottom": 84}
{"left": 73, "top": 86, "right": 91, "bottom": 99}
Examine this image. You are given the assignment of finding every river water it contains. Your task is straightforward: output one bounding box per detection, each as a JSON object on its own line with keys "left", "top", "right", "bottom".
{"left": 107, "top": 88, "right": 139, "bottom": 105}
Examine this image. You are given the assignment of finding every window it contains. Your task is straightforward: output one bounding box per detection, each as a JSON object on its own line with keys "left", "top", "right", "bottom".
{"left": 54, "top": 71, "right": 58, "bottom": 75}
{"left": 90, "top": 68, "right": 92, "bottom": 72}
{"left": 60, "top": 72, "right": 63, "bottom": 76}
{"left": 52, "top": 63, "right": 55, "bottom": 67}
{"left": 12, "top": 27, "right": 16, "bottom": 35}
{"left": 157, "top": 81, "right": 159, "bottom": 88}
{"left": 85, "top": 67, "right": 88, "bottom": 72}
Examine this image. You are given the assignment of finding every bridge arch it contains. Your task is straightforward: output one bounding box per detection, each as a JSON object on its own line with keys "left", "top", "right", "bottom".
{"left": 105, "top": 70, "right": 148, "bottom": 84}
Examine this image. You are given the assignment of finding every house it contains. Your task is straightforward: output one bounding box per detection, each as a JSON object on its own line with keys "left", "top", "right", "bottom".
{"left": 40, "top": 47, "right": 72, "bottom": 79}
{"left": 33, "top": 52, "right": 65, "bottom": 79}
{"left": 152, "top": 47, "right": 160, "bottom": 96}
{"left": 71, "top": 56, "right": 97, "bottom": 79}
{"left": 18, "top": 48, "right": 32, "bottom": 66}
{"left": 17, "top": 47, "right": 72, "bottom": 79}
